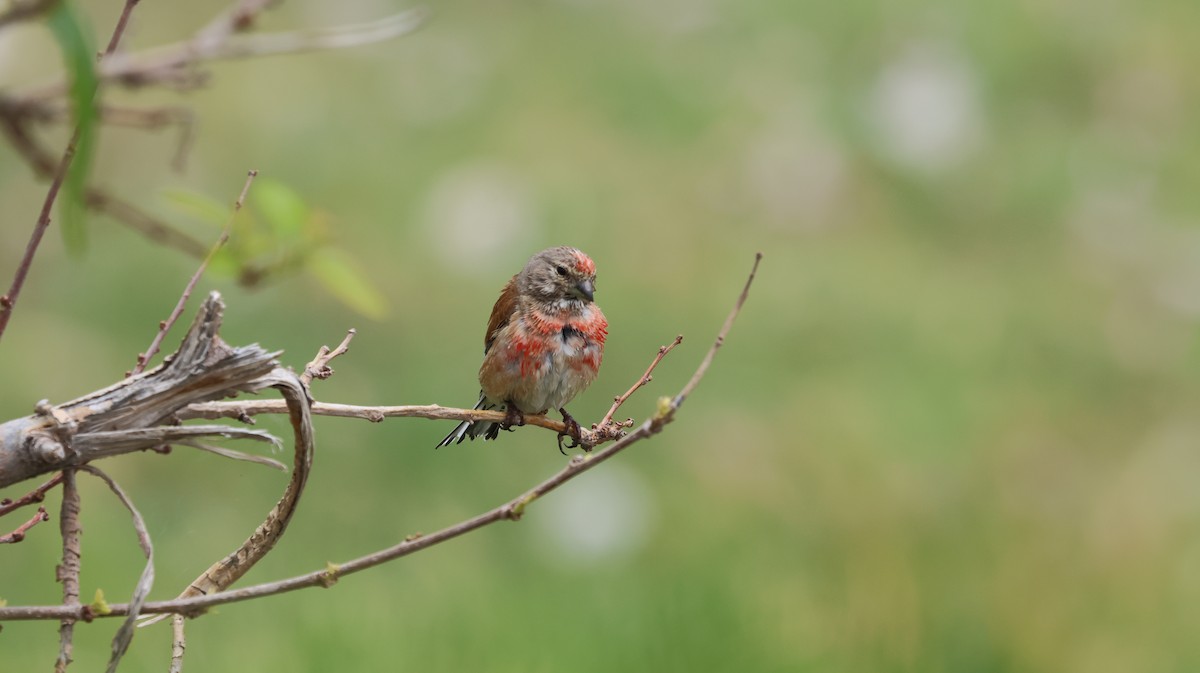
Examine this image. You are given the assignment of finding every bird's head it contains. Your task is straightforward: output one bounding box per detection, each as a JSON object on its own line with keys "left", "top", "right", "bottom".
{"left": 519, "top": 246, "right": 598, "bottom": 309}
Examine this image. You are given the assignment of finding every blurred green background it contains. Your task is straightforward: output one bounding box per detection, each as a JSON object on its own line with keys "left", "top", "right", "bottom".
{"left": 4, "top": 0, "right": 1200, "bottom": 671}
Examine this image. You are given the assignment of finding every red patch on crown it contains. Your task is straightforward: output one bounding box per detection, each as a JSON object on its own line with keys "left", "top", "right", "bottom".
{"left": 572, "top": 250, "right": 596, "bottom": 276}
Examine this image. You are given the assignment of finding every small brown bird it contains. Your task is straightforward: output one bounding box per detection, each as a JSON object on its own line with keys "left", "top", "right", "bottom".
{"left": 438, "top": 246, "right": 608, "bottom": 448}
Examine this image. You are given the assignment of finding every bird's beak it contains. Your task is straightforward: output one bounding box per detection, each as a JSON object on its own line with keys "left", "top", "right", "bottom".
{"left": 573, "top": 279, "right": 595, "bottom": 303}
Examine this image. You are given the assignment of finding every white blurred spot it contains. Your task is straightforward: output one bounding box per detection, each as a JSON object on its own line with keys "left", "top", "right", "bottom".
{"left": 867, "top": 43, "right": 983, "bottom": 173}
{"left": 533, "top": 463, "right": 656, "bottom": 567}
{"left": 423, "top": 161, "right": 538, "bottom": 274}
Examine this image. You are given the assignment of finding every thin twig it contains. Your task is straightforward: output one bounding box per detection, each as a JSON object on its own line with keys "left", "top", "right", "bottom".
{"left": 674, "top": 253, "right": 762, "bottom": 406}
{"left": 175, "top": 440, "right": 287, "bottom": 471}
{"left": 0, "top": 253, "right": 764, "bottom": 624}
{"left": 54, "top": 468, "right": 82, "bottom": 673}
{"left": 132, "top": 169, "right": 257, "bottom": 375}
{"left": 78, "top": 465, "right": 154, "bottom": 673}
{"left": 0, "top": 506, "right": 50, "bottom": 543}
{"left": 0, "top": 0, "right": 145, "bottom": 344}
{"left": 0, "top": 472, "right": 63, "bottom": 517}
{"left": 104, "top": 0, "right": 142, "bottom": 55}
{"left": 300, "top": 328, "right": 357, "bottom": 386}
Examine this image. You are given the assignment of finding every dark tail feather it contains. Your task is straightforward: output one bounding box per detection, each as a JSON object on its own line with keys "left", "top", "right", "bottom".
{"left": 436, "top": 392, "right": 494, "bottom": 448}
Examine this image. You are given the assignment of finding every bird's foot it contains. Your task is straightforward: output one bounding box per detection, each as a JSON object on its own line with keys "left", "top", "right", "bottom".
{"left": 500, "top": 404, "right": 526, "bottom": 432}
{"left": 556, "top": 407, "right": 584, "bottom": 455}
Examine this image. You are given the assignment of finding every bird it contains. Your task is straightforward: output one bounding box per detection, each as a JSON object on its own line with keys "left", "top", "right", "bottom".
{"left": 437, "top": 246, "right": 607, "bottom": 450}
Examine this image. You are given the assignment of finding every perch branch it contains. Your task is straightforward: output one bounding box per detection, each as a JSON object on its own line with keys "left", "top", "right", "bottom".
{"left": 132, "top": 170, "right": 257, "bottom": 375}
{"left": 183, "top": 403, "right": 601, "bottom": 446}
{"left": 0, "top": 252, "right": 763, "bottom": 623}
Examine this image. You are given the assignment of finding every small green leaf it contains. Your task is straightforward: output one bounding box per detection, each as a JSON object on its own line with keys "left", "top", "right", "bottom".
{"left": 308, "top": 248, "right": 389, "bottom": 319}
{"left": 162, "top": 188, "right": 233, "bottom": 228}
{"left": 655, "top": 396, "right": 673, "bottom": 419}
{"left": 253, "top": 179, "right": 310, "bottom": 240}
{"left": 47, "top": 1, "right": 98, "bottom": 255}
{"left": 90, "top": 588, "right": 111, "bottom": 615}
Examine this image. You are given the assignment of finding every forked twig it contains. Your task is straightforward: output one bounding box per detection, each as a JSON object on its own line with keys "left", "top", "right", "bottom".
{"left": 301, "top": 329, "right": 357, "bottom": 386}
{"left": 591, "top": 334, "right": 684, "bottom": 442}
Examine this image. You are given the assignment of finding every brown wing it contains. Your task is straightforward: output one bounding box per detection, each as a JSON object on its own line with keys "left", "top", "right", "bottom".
{"left": 484, "top": 275, "right": 519, "bottom": 354}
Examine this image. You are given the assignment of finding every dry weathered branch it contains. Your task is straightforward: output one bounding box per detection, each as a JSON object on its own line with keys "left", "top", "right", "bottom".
{"left": 132, "top": 170, "right": 257, "bottom": 375}
{"left": 0, "top": 505, "right": 49, "bottom": 543}
{"left": 0, "top": 253, "right": 763, "bottom": 624}
{"left": 0, "top": 292, "right": 279, "bottom": 488}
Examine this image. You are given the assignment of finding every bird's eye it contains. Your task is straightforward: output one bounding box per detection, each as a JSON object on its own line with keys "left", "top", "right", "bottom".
{"left": 555, "top": 265, "right": 568, "bottom": 277}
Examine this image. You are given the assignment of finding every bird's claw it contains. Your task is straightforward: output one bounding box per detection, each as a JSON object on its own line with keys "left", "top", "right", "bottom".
{"left": 500, "top": 405, "right": 525, "bottom": 432}
{"left": 556, "top": 408, "right": 584, "bottom": 455}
